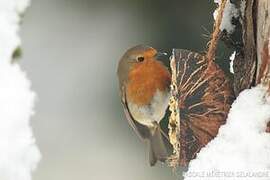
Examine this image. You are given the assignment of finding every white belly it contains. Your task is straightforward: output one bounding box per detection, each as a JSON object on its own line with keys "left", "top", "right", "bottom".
{"left": 127, "top": 90, "right": 170, "bottom": 127}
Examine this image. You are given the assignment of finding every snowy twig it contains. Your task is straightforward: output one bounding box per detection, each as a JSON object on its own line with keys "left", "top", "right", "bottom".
{"left": 206, "top": 0, "right": 227, "bottom": 63}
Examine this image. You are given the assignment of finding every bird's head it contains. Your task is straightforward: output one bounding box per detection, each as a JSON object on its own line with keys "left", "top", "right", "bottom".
{"left": 117, "top": 45, "right": 167, "bottom": 86}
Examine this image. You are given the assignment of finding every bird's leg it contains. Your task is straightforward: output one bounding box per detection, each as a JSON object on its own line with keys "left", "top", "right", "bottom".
{"left": 152, "top": 121, "right": 170, "bottom": 142}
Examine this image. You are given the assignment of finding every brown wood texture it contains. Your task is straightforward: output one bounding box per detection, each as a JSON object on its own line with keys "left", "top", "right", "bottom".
{"left": 169, "top": 49, "right": 234, "bottom": 166}
{"left": 256, "top": 0, "right": 270, "bottom": 88}
{"left": 256, "top": 0, "right": 270, "bottom": 131}
{"left": 233, "top": 0, "right": 257, "bottom": 96}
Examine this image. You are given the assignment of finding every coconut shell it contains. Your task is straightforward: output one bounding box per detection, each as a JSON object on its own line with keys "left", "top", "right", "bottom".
{"left": 168, "top": 49, "right": 235, "bottom": 167}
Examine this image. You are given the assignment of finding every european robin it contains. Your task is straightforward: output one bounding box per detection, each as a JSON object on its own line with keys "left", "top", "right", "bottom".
{"left": 117, "top": 45, "right": 171, "bottom": 166}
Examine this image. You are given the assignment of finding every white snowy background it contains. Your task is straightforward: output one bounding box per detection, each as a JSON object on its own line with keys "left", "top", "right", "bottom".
{"left": 0, "top": 0, "right": 41, "bottom": 180}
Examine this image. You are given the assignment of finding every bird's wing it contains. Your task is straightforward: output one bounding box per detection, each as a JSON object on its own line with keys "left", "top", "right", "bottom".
{"left": 121, "top": 86, "right": 150, "bottom": 141}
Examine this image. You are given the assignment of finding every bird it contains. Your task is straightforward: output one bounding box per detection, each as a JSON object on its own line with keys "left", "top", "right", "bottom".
{"left": 117, "top": 45, "right": 172, "bottom": 166}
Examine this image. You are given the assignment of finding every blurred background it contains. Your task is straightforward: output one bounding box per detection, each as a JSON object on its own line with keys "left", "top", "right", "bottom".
{"left": 19, "top": 0, "right": 226, "bottom": 179}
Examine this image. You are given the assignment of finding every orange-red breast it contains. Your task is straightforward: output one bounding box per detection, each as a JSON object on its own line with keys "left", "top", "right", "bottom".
{"left": 117, "top": 45, "right": 171, "bottom": 166}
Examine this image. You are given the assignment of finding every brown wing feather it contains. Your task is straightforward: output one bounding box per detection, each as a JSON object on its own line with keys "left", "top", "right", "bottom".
{"left": 121, "top": 85, "right": 150, "bottom": 140}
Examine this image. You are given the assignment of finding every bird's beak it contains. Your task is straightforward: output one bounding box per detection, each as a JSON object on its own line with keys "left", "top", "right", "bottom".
{"left": 155, "top": 51, "right": 168, "bottom": 61}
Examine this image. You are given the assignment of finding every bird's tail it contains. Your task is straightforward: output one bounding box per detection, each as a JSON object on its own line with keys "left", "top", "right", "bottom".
{"left": 148, "top": 123, "right": 170, "bottom": 166}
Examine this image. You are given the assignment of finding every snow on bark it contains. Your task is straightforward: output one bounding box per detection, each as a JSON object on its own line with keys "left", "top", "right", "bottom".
{"left": 184, "top": 85, "right": 270, "bottom": 180}
{"left": 0, "top": 0, "right": 41, "bottom": 180}
{"left": 213, "top": 0, "right": 240, "bottom": 34}
{"left": 229, "top": 51, "right": 236, "bottom": 74}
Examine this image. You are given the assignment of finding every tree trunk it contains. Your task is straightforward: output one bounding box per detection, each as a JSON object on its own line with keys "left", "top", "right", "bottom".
{"left": 168, "top": 0, "right": 270, "bottom": 167}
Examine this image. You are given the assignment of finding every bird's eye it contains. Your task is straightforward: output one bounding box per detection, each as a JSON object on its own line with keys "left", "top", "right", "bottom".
{"left": 137, "top": 56, "right": 144, "bottom": 62}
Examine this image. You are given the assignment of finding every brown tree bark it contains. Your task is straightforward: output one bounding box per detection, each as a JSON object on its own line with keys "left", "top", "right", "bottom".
{"left": 256, "top": 0, "right": 270, "bottom": 132}
{"left": 168, "top": 0, "right": 270, "bottom": 167}
{"left": 256, "top": 0, "right": 270, "bottom": 88}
